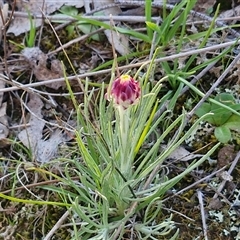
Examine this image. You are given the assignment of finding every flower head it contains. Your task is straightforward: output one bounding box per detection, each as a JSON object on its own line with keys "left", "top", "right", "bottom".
{"left": 108, "top": 74, "right": 141, "bottom": 109}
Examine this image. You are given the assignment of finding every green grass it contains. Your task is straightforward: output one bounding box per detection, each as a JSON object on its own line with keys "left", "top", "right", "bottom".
{"left": 25, "top": 9, "right": 36, "bottom": 47}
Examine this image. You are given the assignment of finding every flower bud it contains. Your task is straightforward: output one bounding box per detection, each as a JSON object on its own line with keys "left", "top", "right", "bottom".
{"left": 109, "top": 75, "right": 141, "bottom": 109}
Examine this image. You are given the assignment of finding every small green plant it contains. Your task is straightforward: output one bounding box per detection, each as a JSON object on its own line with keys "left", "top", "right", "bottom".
{"left": 25, "top": 10, "right": 36, "bottom": 47}
{"left": 57, "top": 56, "right": 220, "bottom": 239}
{"left": 53, "top": 5, "right": 101, "bottom": 41}
{"left": 145, "top": 0, "right": 197, "bottom": 48}
{"left": 195, "top": 92, "right": 240, "bottom": 143}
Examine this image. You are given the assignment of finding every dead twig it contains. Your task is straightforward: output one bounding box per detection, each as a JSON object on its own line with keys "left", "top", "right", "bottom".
{"left": 212, "top": 150, "right": 240, "bottom": 200}
{"left": 48, "top": 27, "right": 105, "bottom": 55}
{"left": 43, "top": 210, "right": 70, "bottom": 240}
{"left": 189, "top": 48, "right": 240, "bottom": 118}
{"left": 0, "top": 176, "right": 80, "bottom": 195}
{"left": 10, "top": 11, "right": 160, "bottom": 22}
{"left": 0, "top": 39, "right": 239, "bottom": 93}
{"left": 197, "top": 189, "right": 208, "bottom": 240}
{"left": 162, "top": 166, "right": 226, "bottom": 203}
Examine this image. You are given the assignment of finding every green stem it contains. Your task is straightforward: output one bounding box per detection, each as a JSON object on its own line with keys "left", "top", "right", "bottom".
{"left": 118, "top": 106, "right": 131, "bottom": 177}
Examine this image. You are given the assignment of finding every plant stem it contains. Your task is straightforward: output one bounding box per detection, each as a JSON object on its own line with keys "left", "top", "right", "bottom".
{"left": 118, "top": 106, "right": 131, "bottom": 177}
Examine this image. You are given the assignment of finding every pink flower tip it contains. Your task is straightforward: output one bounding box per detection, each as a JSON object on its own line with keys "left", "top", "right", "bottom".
{"left": 107, "top": 74, "right": 141, "bottom": 109}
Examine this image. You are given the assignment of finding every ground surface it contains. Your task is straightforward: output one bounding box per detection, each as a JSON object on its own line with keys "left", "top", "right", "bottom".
{"left": 1, "top": 0, "right": 240, "bottom": 239}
